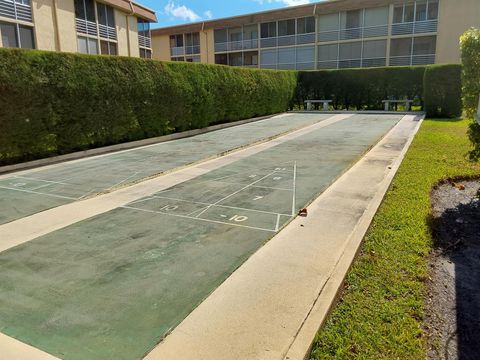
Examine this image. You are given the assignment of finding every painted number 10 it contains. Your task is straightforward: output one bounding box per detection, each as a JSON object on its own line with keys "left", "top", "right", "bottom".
{"left": 229, "top": 215, "right": 248, "bottom": 222}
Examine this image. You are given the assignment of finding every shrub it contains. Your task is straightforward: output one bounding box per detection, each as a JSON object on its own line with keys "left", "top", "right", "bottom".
{"left": 460, "top": 28, "right": 480, "bottom": 160}
{"left": 296, "top": 66, "right": 426, "bottom": 110}
{"left": 0, "top": 48, "right": 297, "bottom": 165}
{"left": 423, "top": 64, "right": 462, "bottom": 118}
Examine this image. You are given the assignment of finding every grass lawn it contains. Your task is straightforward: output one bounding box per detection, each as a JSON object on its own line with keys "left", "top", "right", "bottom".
{"left": 310, "top": 119, "right": 480, "bottom": 359}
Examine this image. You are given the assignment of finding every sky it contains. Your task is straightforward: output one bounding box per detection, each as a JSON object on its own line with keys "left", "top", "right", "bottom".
{"left": 141, "top": 0, "right": 314, "bottom": 29}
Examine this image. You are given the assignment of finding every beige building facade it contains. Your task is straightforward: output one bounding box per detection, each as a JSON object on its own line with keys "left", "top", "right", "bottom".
{"left": 152, "top": 0, "right": 480, "bottom": 69}
{"left": 0, "top": 0, "right": 156, "bottom": 58}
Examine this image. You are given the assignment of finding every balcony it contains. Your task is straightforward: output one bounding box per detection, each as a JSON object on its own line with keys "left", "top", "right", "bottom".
{"left": 98, "top": 24, "right": 117, "bottom": 41}
{"left": 392, "top": 19, "right": 438, "bottom": 36}
{"left": 185, "top": 45, "right": 201, "bottom": 55}
{"left": 0, "top": 0, "right": 32, "bottom": 22}
{"left": 361, "top": 57, "right": 386, "bottom": 68}
{"left": 139, "top": 35, "right": 151, "bottom": 49}
{"left": 76, "top": 19, "right": 98, "bottom": 37}
{"left": 170, "top": 46, "right": 184, "bottom": 56}
{"left": 214, "top": 39, "right": 259, "bottom": 53}
{"left": 296, "top": 33, "right": 315, "bottom": 45}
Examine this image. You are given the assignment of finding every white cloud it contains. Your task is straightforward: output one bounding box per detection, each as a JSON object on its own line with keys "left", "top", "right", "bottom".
{"left": 256, "top": 0, "right": 311, "bottom": 6}
{"left": 204, "top": 10, "right": 213, "bottom": 19}
{"left": 164, "top": 1, "right": 201, "bottom": 22}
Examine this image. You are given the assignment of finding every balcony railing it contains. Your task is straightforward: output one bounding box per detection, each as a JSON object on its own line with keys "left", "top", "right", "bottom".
{"left": 319, "top": 24, "right": 389, "bottom": 43}
{"left": 139, "top": 35, "right": 151, "bottom": 49}
{"left": 412, "top": 54, "right": 435, "bottom": 65}
{"left": 361, "top": 57, "right": 386, "bottom": 68}
{"left": 296, "top": 33, "right": 316, "bottom": 45}
{"left": 390, "top": 54, "right": 435, "bottom": 66}
{"left": 76, "top": 19, "right": 98, "bottom": 37}
{"left": 185, "top": 45, "right": 200, "bottom": 55}
{"left": 0, "top": 0, "right": 32, "bottom": 22}
{"left": 214, "top": 39, "right": 259, "bottom": 52}
{"left": 98, "top": 24, "right": 117, "bottom": 41}
{"left": 317, "top": 60, "right": 338, "bottom": 69}
{"left": 170, "top": 46, "right": 184, "bottom": 56}
{"left": 260, "top": 32, "right": 315, "bottom": 49}
{"left": 392, "top": 19, "right": 438, "bottom": 36}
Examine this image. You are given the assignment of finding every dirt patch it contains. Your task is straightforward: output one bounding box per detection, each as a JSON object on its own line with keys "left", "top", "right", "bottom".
{"left": 427, "top": 178, "right": 480, "bottom": 360}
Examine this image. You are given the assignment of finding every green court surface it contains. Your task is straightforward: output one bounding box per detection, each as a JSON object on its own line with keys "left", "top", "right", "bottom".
{"left": 0, "top": 114, "right": 402, "bottom": 360}
{"left": 0, "top": 114, "right": 329, "bottom": 225}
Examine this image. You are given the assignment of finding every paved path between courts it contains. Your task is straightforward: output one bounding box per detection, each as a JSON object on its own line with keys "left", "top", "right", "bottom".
{"left": 145, "top": 114, "right": 423, "bottom": 360}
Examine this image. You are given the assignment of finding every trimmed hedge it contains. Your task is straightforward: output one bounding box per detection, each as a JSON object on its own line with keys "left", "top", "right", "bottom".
{"left": 0, "top": 48, "right": 297, "bottom": 165}
{"left": 296, "top": 66, "right": 426, "bottom": 111}
{"left": 0, "top": 48, "right": 466, "bottom": 165}
{"left": 460, "top": 28, "right": 480, "bottom": 160}
{"left": 423, "top": 64, "right": 462, "bottom": 118}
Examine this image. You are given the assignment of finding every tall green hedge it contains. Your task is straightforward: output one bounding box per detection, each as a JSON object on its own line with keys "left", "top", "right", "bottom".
{"left": 296, "top": 66, "right": 426, "bottom": 110}
{"left": 0, "top": 48, "right": 297, "bottom": 165}
{"left": 423, "top": 64, "right": 462, "bottom": 118}
{"left": 460, "top": 28, "right": 480, "bottom": 160}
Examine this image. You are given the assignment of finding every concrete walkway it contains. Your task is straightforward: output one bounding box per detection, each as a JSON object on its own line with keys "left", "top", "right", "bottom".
{"left": 145, "top": 114, "right": 422, "bottom": 360}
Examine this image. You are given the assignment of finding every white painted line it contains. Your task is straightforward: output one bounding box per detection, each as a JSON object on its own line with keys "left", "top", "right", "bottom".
{"left": 107, "top": 171, "right": 141, "bottom": 190}
{"left": 0, "top": 186, "right": 77, "bottom": 201}
{"left": 275, "top": 214, "right": 281, "bottom": 232}
{"left": 292, "top": 161, "right": 297, "bottom": 216}
{"left": 15, "top": 176, "right": 71, "bottom": 186}
{"left": 144, "top": 195, "right": 291, "bottom": 217}
{"left": 122, "top": 206, "right": 276, "bottom": 233}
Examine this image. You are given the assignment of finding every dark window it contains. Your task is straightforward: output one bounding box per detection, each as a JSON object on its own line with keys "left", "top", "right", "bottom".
{"left": 404, "top": 5, "right": 415, "bottom": 22}
{"left": 390, "top": 38, "right": 412, "bottom": 56}
{"left": 214, "top": 29, "right": 227, "bottom": 43}
{"left": 100, "top": 40, "right": 117, "bottom": 55}
{"left": 19, "top": 25, "right": 34, "bottom": 49}
{"left": 74, "top": 0, "right": 95, "bottom": 22}
{"left": 345, "top": 10, "right": 361, "bottom": 29}
{"left": 97, "top": 3, "right": 115, "bottom": 27}
{"left": 413, "top": 36, "right": 436, "bottom": 55}
{"left": 278, "top": 19, "right": 295, "bottom": 36}
{"left": 215, "top": 53, "right": 228, "bottom": 65}
{"left": 393, "top": 6, "right": 403, "bottom": 23}
{"left": 0, "top": 22, "right": 17, "bottom": 48}
{"left": 428, "top": 1, "right": 439, "bottom": 20}
{"left": 169, "top": 34, "right": 183, "bottom": 48}
{"left": 415, "top": 3, "right": 427, "bottom": 22}
{"left": 261, "top": 22, "right": 276, "bottom": 38}
{"left": 297, "top": 16, "right": 315, "bottom": 34}
{"left": 140, "top": 48, "right": 152, "bottom": 59}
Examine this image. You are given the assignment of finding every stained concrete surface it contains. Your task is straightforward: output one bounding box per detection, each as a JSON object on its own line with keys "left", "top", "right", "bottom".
{"left": 0, "top": 115, "right": 401, "bottom": 360}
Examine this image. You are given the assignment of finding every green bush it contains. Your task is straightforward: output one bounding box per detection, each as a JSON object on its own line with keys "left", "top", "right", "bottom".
{"left": 296, "top": 66, "right": 426, "bottom": 110}
{"left": 0, "top": 48, "right": 296, "bottom": 165}
{"left": 423, "top": 64, "right": 462, "bottom": 118}
{"left": 460, "top": 28, "right": 480, "bottom": 160}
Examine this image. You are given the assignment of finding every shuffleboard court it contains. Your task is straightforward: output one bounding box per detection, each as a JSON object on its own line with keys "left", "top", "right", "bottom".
{"left": 0, "top": 114, "right": 330, "bottom": 225}
{"left": 0, "top": 114, "right": 402, "bottom": 360}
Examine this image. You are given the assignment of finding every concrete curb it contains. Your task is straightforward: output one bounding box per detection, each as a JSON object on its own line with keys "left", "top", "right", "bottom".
{"left": 0, "top": 114, "right": 281, "bottom": 175}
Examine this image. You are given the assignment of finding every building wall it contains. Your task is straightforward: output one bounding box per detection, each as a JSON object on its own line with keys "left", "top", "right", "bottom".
{"left": 436, "top": 0, "right": 480, "bottom": 64}
{"left": 0, "top": 0, "right": 153, "bottom": 57}
{"left": 152, "top": 34, "right": 170, "bottom": 61}
{"left": 127, "top": 14, "right": 140, "bottom": 58}
{"left": 152, "top": 0, "right": 480, "bottom": 68}
{"left": 31, "top": 0, "right": 57, "bottom": 51}
{"left": 53, "top": 0, "right": 77, "bottom": 53}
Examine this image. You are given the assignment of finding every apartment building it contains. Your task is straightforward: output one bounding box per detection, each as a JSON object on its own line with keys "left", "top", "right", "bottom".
{"left": 152, "top": 0, "right": 480, "bottom": 69}
{"left": 0, "top": 0, "right": 156, "bottom": 57}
